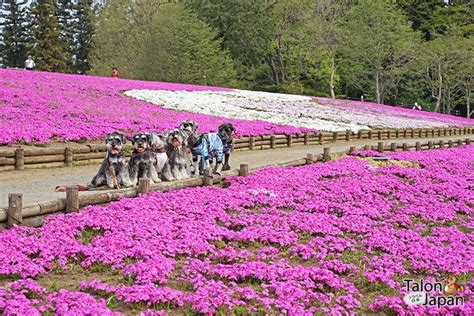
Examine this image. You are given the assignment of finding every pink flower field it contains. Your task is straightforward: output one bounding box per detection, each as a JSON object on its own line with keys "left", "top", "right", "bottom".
{"left": 1, "top": 69, "right": 472, "bottom": 145}
{"left": 0, "top": 69, "right": 308, "bottom": 145}
{"left": 1, "top": 145, "right": 473, "bottom": 315}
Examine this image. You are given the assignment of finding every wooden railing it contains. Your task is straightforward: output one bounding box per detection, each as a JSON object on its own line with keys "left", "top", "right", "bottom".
{"left": 1, "top": 127, "right": 473, "bottom": 172}
{"left": 0, "top": 136, "right": 472, "bottom": 230}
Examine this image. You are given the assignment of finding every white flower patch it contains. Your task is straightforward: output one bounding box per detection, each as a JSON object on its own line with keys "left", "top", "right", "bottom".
{"left": 125, "top": 89, "right": 451, "bottom": 132}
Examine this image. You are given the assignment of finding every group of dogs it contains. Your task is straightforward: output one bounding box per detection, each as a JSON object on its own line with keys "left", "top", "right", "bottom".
{"left": 89, "top": 120, "right": 236, "bottom": 189}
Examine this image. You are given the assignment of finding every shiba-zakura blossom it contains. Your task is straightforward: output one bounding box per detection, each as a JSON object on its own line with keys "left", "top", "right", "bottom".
{"left": 0, "top": 146, "right": 472, "bottom": 314}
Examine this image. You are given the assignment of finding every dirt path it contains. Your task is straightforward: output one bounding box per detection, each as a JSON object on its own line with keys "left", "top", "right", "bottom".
{"left": 0, "top": 135, "right": 471, "bottom": 207}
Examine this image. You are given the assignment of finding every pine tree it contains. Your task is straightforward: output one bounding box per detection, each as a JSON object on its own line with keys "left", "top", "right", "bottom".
{"left": 29, "top": 0, "right": 68, "bottom": 72}
{"left": 56, "top": 0, "right": 77, "bottom": 71}
{"left": 73, "top": 0, "right": 96, "bottom": 74}
{"left": 0, "top": 0, "right": 29, "bottom": 68}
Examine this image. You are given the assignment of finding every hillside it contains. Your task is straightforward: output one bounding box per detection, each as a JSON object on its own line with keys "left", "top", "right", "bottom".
{"left": 0, "top": 69, "right": 472, "bottom": 145}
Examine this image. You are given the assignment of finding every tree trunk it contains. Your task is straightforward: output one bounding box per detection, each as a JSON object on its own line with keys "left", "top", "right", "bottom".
{"left": 466, "top": 80, "right": 472, "bottom": 118}
{"left": 276, "top": 38, "right": 286, "bottom": 82}
{"left": 329, "top": 54, "right": 336, "bottom": 99}
{"left": 434, "top": 62, "right": 442, "bottom": 113}
{"left": 265, "top": 56, "right": 280, "bottom": 85}
{"left": 375, "top": 70, "right": 381, "bottom": 104}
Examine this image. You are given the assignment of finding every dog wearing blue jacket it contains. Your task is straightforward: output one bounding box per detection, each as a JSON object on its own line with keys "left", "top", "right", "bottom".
{"left": 179, "top": 119, "right": 224, "bottom": 176}
{"left": 192, "top": 132, "right": 224, "bottom": 175}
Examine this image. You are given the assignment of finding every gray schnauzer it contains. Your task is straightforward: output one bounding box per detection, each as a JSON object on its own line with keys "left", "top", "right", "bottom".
{"left": 179, "top": 119, "right": 200, "bottom": 176}
{"left": 161, "top": 129, "right": 190, "bottom": 181}
{"left": 218, "top": 123, "right": 236, "bottom": 171}
{"left": 90, "top": 132, "right": 133, "bottom": 189}
{"left": 147, "top": 132, "right": 168, "bottom": 179}
{"left": 128, "top": 133, "right": 161, "bottom": 185}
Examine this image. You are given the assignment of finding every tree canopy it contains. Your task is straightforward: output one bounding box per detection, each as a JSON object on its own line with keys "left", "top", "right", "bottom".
{"left": 0, "top": 0, "right": 472, "bottom": 117}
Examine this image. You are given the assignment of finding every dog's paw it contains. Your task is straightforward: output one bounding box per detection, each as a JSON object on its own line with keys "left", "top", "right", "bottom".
{"left": 222, "top": 164, "right": 231, "bottom": 171}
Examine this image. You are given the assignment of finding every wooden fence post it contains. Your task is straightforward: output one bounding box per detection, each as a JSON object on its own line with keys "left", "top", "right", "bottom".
{"left": 378, "top": 142, "right": 384, "bottom": 153}
{"left": 358, "top": 130, "right": 363, "bottom": 140}
{"left": 323, "top": 148, "right": 331, "bottom": 162}
{"left": 7, "top": 193, "right": 22, "bottom": 227}
{"left": 346, "top": 130, "right": 351, "bottom": 141}
{"left": 138, "top": 178, "right": 150, "bottom": 194}
{"left": 377, "top": 130, "right": 382, "bottom": 140}
{"left": 287, "top": 134, "right": 293, "bottom": 147}
{"left": 448, "top": 140, "right": 454, "bottom": 148}
{"left": 439, "top": 140, "right": 444, "bottom": 148}
{"left": 15, "top": 148, "right": 24, "bottom": 170}
{"left": 249, "top": 137, "right": 255, "bottom": 150}
{"left": 304, "top": 134, "right": 309, "bottom": 146}
{"left": 415, "top": 142, "right": 421, "bottom": 151}
{"left": 368, "top": 130, "right": 373, "bottom": 139}
{"left": 403, "top": 143, "right": 409, "bottom": 151}
{"left": 428, "top": 141, "right": 433, "bottom": 149}
{"left": 203, "top": 170, "right": 213, "bottom": 186}
{"left": 306, "top": 153, "right": 315, "bottom": 164}
{"left": 349, "top": 146, "right": 356, "bottom": 154}
{"left": 65, "top": 147, "right": 73, "bottom": 167}
{"left": 332, "top": 132, "right": 338, "bottom": 142}
{"left": 318, "top": 133, "right": 324, "bottom": 145}
{"left": 270, "top": 136, "right": 276, "bottom": 149}
{"left": 466, "top": 138, "right": 471, "bottom": 145}
{"left": 239, "top": 164, "right": 249, "bottom": 177}
{"left": 457, "top": 139, "right": 463, "bottom": 147}
{"left": 390, "top": 143, "right": 397, "bottom": 152}
{"left": 66, "top": 186, "right": 79, "bottom": 212}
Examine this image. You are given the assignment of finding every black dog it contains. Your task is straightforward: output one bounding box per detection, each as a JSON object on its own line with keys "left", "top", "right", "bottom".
{"left": 89, "top": 132, "right": 133, "bottom": 189}
{"left": 218, "top": 123, "right": 236, "bottom": 171}
{"left": 128, "top": 133, "right": 161, "bottom": 185}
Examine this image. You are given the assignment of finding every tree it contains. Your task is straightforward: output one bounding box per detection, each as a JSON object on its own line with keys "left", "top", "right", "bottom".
{"left": 395, "top": 0, "right": 445, "bottom": 40}
{"left": 305, "top": 0, "right": 352, "bottom": 98}
{"left": 56, "top": 0, "right": 78, "bottom": 72}
{"left": 29, "top": 0, "right": 68, "bottom": 72}
{"left": 416, "top": 36, "right": 469, "bottom": 113}
{"left": 73, "top": 0, "right": 96, "bottom": 74}
{"left": 428, "top": 1, "right": 473, "bottom": 38}
{"left": 91, "top": 0, "right": 172, "bottom": 78}
{"left": 342, "top": 0, "right": 419, "bottom": 104}
{"left": 141, "top": 4, "right": 236, "bottom": 85}
{"left": 185, "top": 0, "right": 275, "bottom": 86}
{"left": 0, "top": 0, "right": 29, "bottom": 68}
{"left": 91, "top": 1, "right": 236, "bottom": 85}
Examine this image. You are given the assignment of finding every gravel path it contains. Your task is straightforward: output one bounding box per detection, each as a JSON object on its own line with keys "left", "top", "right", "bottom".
{"left": 0, "top": 135, "right": 471, "bottom": 207}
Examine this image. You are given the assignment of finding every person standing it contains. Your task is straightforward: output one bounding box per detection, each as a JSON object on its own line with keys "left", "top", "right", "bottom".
{"left": 412, "top": 102, "right": 422, "bottom": 110}
{"left": 111, "top": 67, "right": 119, "bottom": 78}
{"left": 25, "top": 55, "right": 35, "bottom": 70}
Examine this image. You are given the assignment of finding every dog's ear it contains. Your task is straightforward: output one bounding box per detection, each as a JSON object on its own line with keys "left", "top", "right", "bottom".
{"left": 106, "top": 133, "right": 114, "bottom": 144}
{"left": 146, "top": 133, "right": 152, "bottom": 146}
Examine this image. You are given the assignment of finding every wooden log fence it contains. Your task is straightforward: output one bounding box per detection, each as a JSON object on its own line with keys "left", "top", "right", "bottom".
{"left": 1, "top": 137, "right": 473, "bottom": 229}
{"left": 0, "top": 127, "right": 473, "bottom": 172}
